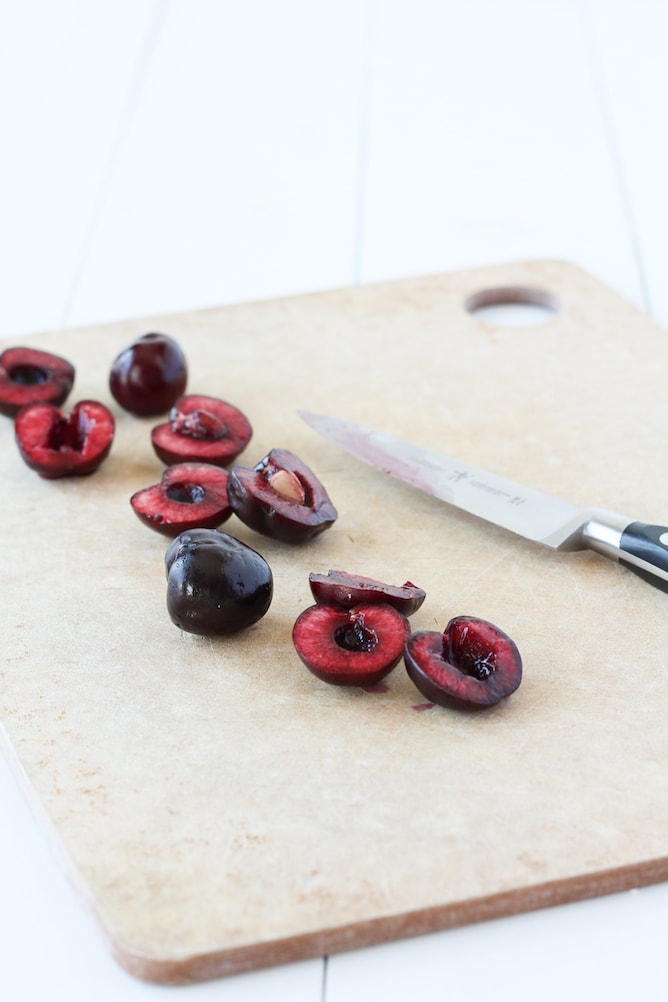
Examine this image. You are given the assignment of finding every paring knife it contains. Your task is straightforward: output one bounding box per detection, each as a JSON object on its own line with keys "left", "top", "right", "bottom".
{"left": 298, "top": 410, "right": 668, "bottom": 593}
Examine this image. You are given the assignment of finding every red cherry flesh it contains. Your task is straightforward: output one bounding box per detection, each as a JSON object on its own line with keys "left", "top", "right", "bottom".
{"left": 151, "top": 394, "right": 252, "bottom": 467}
{"left": 130, "top": 462, "right": 233, "bottom": 537}
{"left": 228, "top": 448, "right": 337, "bottom": 543}
{"left": 0, "top": 347, "right": 75, "bottom": 417}
{"left": 14, "top": 400, "right": 115, "bottom": 478}
{"left": 292, "top": 602, "right": 410, "bottom": 686}
{"left": 404, "top": 616, "right": 522, "bottom": 709}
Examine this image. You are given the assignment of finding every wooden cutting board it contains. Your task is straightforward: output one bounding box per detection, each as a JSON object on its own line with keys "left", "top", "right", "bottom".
{"left": 3, "top": 260, "right": 668, "bottom": 984}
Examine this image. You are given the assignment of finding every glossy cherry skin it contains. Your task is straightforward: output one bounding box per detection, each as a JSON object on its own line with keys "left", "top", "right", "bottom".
{"left": 228, "top": 448, "right": 337, "bottom": 543}
{"left": 165, "top": 528, "right": 273, "bottom": 635}
{"left": 404, "top": 616, "right": 522, "bottom": 709}
{"left": 0, "top": 347, "right": 75, "bottom": 417}
{"left": 109, "top": 332, "right": 187, "bottom": 416}
{"left": 292, "top": 602, "right": 410, "bottom": 686}
{"left": 14, "top": 399, "right": 115, "bottom": 478}
{"left": 309, "top": 569, "right": 425, "bottom": 615}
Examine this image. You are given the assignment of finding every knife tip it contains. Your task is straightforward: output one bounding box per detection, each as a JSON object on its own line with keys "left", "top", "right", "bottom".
{"left": 297, "top": 408, "right": 324, "bottom": 426}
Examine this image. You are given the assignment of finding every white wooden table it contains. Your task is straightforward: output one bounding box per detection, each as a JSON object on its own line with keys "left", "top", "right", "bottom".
{"left": 1, "top": 2, "right": 667, "bottom": 998}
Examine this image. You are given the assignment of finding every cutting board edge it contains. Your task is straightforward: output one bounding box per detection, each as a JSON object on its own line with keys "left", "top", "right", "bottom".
{"left": 5, "top": 255, "right": 624, "bottom": 343}
{"left": 3, "top": 257, "right": 666, "bottom": 985}
{"left": 5, "top": 712, "right": 667, "bottom": 986}
{"left": 107, "top": 855, "right": 668, "bottom": 985}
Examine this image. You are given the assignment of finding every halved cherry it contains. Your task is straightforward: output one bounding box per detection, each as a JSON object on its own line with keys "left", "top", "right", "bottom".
{"left": 14, "top": 400, "right": 115, "bottom": 478}
{"left": 151, "top": 394, "right": 252, "bottom": 467}
{"left": 404, "top": 616, "right": 523, "bottom": 710}
{"left": 0, "top": 347, "right": 75, "bottom": 417}
{"left": 292, "top": 602, "right": 410, "bottom": 686}
{"left": 130, "top": 462, "right": 232, "bottom": 537}
{"left": 309, "top": 569, "right": 426, "bottom": 615}
{"left": 228, "top": 448, "right": 337, "bottom": 543}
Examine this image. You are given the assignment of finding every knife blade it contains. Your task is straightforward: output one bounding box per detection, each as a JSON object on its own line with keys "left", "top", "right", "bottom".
{"left": 298, "top": 410, "right": 668, "bottom": 593}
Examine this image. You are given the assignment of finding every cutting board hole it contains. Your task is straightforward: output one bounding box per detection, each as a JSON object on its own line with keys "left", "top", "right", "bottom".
{"left": 465, "top": 286, "right": 559, "bottom": 327}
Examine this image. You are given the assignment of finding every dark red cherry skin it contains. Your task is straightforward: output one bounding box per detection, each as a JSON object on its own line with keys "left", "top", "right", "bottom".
{"left": 228, "top": 448, "right": 337, "bottom": 543}
{"left": 151, "top": 394, "right": 252, "bottom": 467}
{"left": 404, "top": 616, "right": 522, "bottom": 710}
{"left": 309, "top": 569, "right": 426, "bottom": 615}
{"left": 165, "top": 528, "right": 273, "bottom": 635}
{"left": 292, "top": 602, "right": 410, "bottom": 686}
{"left": 130, "top": 462, "right": 232, "bottom": 537}
{"left": 0, "top": 347, "right": 75, "bottom": 417}
{"left": 14, "top": 400, "right": 115, "bottom": 478}
{"left": 109, "top": 332, "right": 187, "bottom": 416}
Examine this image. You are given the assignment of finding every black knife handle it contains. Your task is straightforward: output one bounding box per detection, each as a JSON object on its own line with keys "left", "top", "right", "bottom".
{"left": 618, "top": 522, "right": 668, "bottom": 592}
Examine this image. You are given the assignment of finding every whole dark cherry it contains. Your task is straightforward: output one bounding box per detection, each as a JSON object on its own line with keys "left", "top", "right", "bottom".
{"left": 151, "top": 394, "right": 252, "bottom": 467}
{"left": 109, "top": 332, "right": 187, "bottom": 416}
{"left": 165, "top": 528, "right": 273, "bottom": 635}
{"left": 0, "top": 346, "right": 75, "bottom": 417}
{"left": 404, "top": 616, "right": 523, "bottom": 710}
